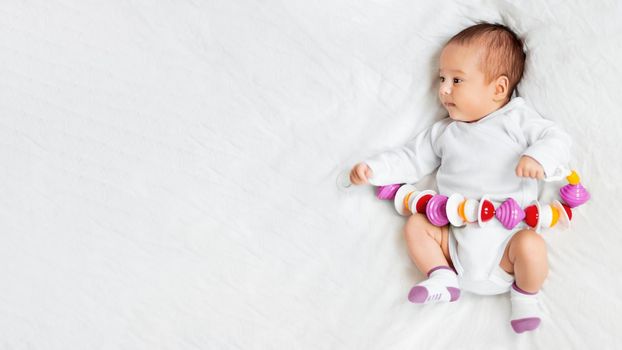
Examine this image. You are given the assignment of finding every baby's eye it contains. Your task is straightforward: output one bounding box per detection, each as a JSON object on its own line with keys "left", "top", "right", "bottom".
{"left": 439, "top": 76, "right": 445, "bottom": 83}
{"left": 453, "top": 78, "right": 463, "bottom": 84}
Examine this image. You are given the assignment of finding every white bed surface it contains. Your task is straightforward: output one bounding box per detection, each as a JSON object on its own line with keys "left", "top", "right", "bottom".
{"left": 1, "top": 1, "right": 622, "bottom": 348}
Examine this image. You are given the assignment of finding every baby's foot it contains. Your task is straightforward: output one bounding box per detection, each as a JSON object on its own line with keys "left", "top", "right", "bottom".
{"left": 408, "top": 266, "right": 460, "bottom": 304}
{"left": 510, "top": 282, "right": 541, "bottom": 333}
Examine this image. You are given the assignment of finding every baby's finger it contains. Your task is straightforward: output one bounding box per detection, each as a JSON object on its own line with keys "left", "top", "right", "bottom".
{"left": 357, "top": 166, "right": 368, "bottom": 181}
{"left": 516, "top": 166, "right": 523, "bottom": 177}
{"left": 350, "top": 169, "right": 363, "bottom": 184}
{"left": 349, "top": 172, "right": 357, "bottom": 184}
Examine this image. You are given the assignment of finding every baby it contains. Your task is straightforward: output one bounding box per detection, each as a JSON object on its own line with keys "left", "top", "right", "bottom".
{"left": 349, "top": 23, "right": 571, "bottom": 333}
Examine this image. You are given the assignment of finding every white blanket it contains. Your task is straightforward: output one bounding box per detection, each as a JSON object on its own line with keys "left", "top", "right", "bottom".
{"left": 1, "top": 1, "right": 621, "bottom": 348}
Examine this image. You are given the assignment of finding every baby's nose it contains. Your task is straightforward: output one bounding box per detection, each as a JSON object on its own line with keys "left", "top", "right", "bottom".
{"left": 440, "top": 83, "right": 452, "bottom": 95}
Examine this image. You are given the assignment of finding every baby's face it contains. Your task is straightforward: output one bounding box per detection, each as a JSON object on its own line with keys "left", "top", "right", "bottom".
{"left": 438, "top": 43, "right": 501, "bottom": 122}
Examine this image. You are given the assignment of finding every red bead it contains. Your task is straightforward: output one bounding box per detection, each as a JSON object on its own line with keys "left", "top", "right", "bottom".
{"left": 562, "top": 203, "right": 573, "bottom": 221}
{"left": 416, "top": 194, "right": 433, "bottom": 214}
{"left": 524, "top": 205, "right": 539, "bottom": 228}
{"left": 480, "top": 200, "right": 495, "bottom": 222}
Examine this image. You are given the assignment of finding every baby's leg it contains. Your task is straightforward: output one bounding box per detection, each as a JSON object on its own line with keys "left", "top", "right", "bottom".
{"left": 404, "top": 213, "right": 459, "bottom": 304}
{"left": 499, "top": 230, "right": 548, "bottom": 292}
{"left": 499, "top": 230, "right": 548, "bottom": 333}
{"left": 403, "top": 213, "right": 453, "bottom": 274}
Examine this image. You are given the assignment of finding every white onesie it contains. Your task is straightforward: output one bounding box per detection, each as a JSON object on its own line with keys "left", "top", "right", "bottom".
{"left": 364, "top": 97, "right": 571, "bottom": 295}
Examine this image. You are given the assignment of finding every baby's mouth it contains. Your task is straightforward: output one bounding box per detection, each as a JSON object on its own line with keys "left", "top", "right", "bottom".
{"left": 444, "top": 102, "right": 456, "bottom": 108}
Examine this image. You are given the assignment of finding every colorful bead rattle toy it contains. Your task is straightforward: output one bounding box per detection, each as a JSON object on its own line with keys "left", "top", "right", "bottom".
{"left": 380, "top": 170, "right": 590, "bottom": 232}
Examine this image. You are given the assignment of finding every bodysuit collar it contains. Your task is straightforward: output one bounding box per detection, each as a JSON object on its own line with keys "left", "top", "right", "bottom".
{"left": 466, "top": 97, "right": 525, "bottom": 126}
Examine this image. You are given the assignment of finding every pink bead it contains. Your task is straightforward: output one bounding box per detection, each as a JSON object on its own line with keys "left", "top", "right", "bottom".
{"left": 426, "top": 195, "right": 449, "bottom": 226}
{"left": 495, "top": 198, "right": 525, "bottom": 230}
{"left": 559, "top": 183, "right": 590, "bottom": 208}
{"left": 376, "top": 184, "right": 403, "bottom": 200}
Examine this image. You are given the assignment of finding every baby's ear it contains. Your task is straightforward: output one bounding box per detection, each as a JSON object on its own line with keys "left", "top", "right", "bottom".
{"left": 493, "top": 75, "right": 510, "bottom": 101}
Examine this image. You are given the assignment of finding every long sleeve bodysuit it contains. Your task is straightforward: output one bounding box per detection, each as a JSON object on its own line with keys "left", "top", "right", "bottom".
{"left": 364, "top": 97, "right": 572, "bottom": 295}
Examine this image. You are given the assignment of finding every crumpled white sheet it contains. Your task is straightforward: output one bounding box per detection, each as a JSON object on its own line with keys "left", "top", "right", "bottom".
{"left": 1, "top": 0, "right": 621, "bottom": 348}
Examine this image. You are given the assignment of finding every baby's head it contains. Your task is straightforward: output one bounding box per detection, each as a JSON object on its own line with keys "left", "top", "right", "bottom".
{"left": 439, "top": 23, "right": 526, "bottom": 122}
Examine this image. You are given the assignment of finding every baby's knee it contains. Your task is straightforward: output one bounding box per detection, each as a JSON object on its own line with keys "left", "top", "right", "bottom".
{"left": 512, "top": 230, "right": 547, "bottom": 256}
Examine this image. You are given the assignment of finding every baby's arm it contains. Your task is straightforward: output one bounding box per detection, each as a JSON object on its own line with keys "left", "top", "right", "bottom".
{"left": 349, "top": 118, "right": 451, "bottom": 186}
{"left": 516, "top": 109, "right": 572, "bottom": 178}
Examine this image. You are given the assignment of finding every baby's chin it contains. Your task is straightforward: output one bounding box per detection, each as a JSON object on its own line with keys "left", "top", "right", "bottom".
{"left": 447, "top": 110, "right": 464, "bottom": 121}
{"left": 446, "top": 109, "right": 482, "bottom": 123}
{"left": 444, "top": 106, "right": 463, "bottom": 121}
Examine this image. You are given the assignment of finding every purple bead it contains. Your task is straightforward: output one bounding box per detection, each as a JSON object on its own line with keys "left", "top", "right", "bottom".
{"left": 426, "top": 195, "right": 449, "bottom": 226}
{"left": 495, "top": 198, "right": 526, "bottom": 230}
{"left": 559, "top": 183, "right": 590, "bottom": 208}
{"left": 376, "top": 184, "right": 403, "bottom": 200}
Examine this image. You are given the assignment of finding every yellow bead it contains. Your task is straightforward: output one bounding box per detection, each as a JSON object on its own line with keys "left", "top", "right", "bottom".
{"left": 567, "top": 170, "right": 580, "bottom": 185}
{"left": 404, "top": 192, "right": 413, "bottom": 211}
{"left": 458, "top": 200, "right": 467, "bottom": 221}
{"left": 549, "top": 206, "right": 560, "bottom": 227}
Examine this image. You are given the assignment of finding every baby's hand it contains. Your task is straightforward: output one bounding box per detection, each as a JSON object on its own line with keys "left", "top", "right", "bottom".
{"left": 515, "top": 155, "right": 545, "bottom": 180}
{"left": 349, "top": 163, "right": 373, "bottom": 185}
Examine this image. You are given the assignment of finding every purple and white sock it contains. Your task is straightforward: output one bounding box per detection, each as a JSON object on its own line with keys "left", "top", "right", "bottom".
{"left": 408, "top": 266, "right": 460, "bottom": 304}
{"left": 510, "top": 282, "right": 541, "bottom": 333}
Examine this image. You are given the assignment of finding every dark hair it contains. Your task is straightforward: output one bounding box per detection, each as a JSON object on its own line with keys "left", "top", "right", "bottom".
{"left": 446, "top": 22, "right": 526, "bottom": 94}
